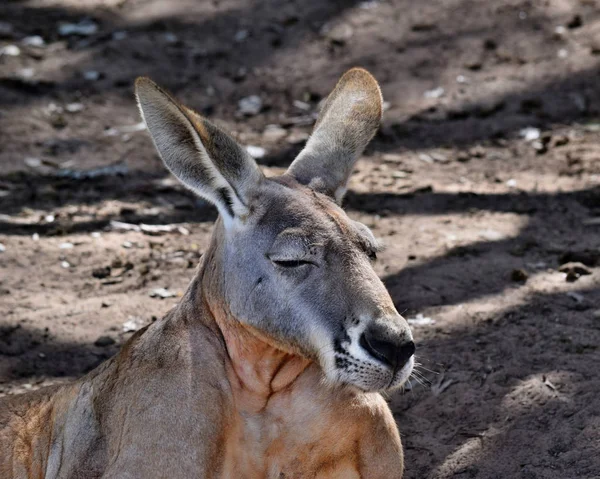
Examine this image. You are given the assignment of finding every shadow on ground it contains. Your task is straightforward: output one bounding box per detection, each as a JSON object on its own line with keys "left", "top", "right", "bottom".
{"left": 397, "top": 286, "right": 600, "bottom": 478}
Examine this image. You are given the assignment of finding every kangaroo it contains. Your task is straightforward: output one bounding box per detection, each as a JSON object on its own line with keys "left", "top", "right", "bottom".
{"left": 0, "top": 68, "right": 415, "bottom": 478}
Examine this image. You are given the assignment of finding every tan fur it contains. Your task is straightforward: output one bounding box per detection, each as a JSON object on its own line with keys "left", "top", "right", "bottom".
{"left": 0, "top": 69, "right": 407, "bottom": 478}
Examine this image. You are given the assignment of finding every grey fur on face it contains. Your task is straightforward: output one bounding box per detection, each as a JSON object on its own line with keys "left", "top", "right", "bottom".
{"left": 135, "top": 68, "right": 415, "bottom": 392}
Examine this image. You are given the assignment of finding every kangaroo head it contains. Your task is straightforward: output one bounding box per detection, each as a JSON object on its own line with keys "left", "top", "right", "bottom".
{"left": 135, "top": 68, "right": 414, "bottom": 392}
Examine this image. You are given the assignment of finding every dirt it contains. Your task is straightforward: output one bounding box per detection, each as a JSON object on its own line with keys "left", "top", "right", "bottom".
{"left": 1, "top": 0, "right": 599, "bottom": 477}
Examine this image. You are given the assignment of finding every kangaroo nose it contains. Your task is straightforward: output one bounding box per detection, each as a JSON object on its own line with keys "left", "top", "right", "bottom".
{"left": 360, "top": 324, "right": 415, "bottom": 372}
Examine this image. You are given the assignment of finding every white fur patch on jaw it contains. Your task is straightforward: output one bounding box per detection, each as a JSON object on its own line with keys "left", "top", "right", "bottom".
{"left": 307, "top": 322, "right": 337, "bottom": 385}
{"left": 333, "top": 186, "right": 347, "bottom": 204}
{"left": 389, "top": 356, "right": 414, "bottom": 390}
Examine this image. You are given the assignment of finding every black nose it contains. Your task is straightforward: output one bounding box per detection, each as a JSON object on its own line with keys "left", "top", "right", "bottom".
{"left": 360, "top": 325, "right": 415, "bottom": 372}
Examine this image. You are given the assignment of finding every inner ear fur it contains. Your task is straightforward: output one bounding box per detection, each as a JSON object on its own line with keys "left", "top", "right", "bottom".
{"left": 135, "top": 77, "right": 263, "bottom": 222}
{"left": 286, "top": 68, "right": 383, "bottom": 203}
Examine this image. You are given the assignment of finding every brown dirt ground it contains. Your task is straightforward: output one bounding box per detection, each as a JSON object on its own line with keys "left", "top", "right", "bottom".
{"left": 1, "top": 0, "right": 599, "bottom": 477}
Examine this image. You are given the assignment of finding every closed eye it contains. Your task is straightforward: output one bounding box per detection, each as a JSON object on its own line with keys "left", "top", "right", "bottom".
{"left": 272, "top": 259, "right": 314, "bottom": 268}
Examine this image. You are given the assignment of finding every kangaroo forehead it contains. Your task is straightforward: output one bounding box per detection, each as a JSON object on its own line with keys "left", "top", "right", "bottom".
{"left": 256, "top": 176, "right": 367, "bottom": 243}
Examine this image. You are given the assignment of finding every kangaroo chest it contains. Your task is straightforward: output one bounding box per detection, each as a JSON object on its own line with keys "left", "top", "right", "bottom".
{"left": 219, "top": 377, "right": 363, "bottom": 479}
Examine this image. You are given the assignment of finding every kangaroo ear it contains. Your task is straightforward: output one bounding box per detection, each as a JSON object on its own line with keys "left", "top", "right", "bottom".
{"left": 135, "top": 77, "right": 263, "bottom": 225}
{"left": 286, "top": 68, "right": 382, "bottom": 203}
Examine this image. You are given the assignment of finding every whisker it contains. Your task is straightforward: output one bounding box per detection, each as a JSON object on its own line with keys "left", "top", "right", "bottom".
{"left": 409, "top": 374, "right": 426, "bottom": 388}
{"left": 414, "top": 363, "right": 439, "bottom": 375}
{"left": 411, "top": 368, "right": 431, "bottom": 381}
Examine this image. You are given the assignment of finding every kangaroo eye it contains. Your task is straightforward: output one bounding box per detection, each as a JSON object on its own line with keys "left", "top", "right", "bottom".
{"left": 368, "top": 250, "right": 377, "bottom": 261}
{"left": 273, "top": 259, "right": 313, "bottom": 268}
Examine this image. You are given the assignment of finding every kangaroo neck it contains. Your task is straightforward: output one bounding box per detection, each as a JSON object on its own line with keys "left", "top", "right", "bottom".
{"left": 197, "top": 225, "right": 312, "bottom": 413}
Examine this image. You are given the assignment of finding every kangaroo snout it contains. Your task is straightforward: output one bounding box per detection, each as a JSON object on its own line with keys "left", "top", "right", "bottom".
{"left": 360, "top": 320, "right": 415, "bottom": 373}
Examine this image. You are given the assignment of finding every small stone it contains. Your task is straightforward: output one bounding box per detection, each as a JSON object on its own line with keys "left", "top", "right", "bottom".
{"left": 469, "top": 146, "right": 486, "bottom": 158}
{"left": 163, "top": 32, "right": 179, "bottom": 45}
{"left": 24, "top": 157, "right": 42, "bottom": 168}
{"left": 94, "top": 335, "right": 116, "bottom": 347}
{"left": 321, "top": 22, "right": 353, "bottom": 45}
{"left": 92, "top": 266, "right": 111, "bottom": 279}
{"left": 83, "top": 70, "right": 101, "bottom": 81}
{"left": 246, "top": 145, "right": 266, "bottom": 158}
{"left": 392, "top": 171, "right": 410, "bottom": 179}
{"left": 59, "top": 242, "right": 74, "bottom": 249}
{"left": 511, "top": 269, "right": 528, "bottom": 283}
{"left": 407, "top": 313, "right": 435, "bottom": 326}
{"left": 464, "top": 58, "right": 483, "bottom": 71}
{"left": 123, "top": 317, "right": 145, "bottom": 332}
{"left": 61, "top": 261, "right": 71, "bottom": 269}
{"left": 32, "top": 233, "right": 40, "bottom": 241}
{"left": 553, "top": 25, "right": 567, "bottom": 40}
{"left": 359, "top": 1, "right": 379, "bottom": 9}
{"left": 382, "top": 153, "right": 403, "bottom": 163}
{"left": 0, "top": 243, "right": 5, "bottom": 253}
{"left": 262, "top": 125, "right": 287, "bottom": 142}
{"left": 293, "top": 100, "right": 311, "bottom": 111}
{"left": 411, "top": 22, "right": 435, "bottom": 32}
{"left": 520, "top": 127, "right": 540, "bottom": 141}
{"left": 112, "top": 31, "right": 128, "bottom": 41}
{"left": 65, "top": 102, "right": 84, "bottom": 113}
{"left": 567, "top": 14, "right": 583, "bottom": 29}
{"left": 484, "top": 38, "right": 497, "bottom": 50}
{"left": 0, "top": 45, "right": 20, "bottom": 56}
{"left": 557, "top": 48, "right": 569, "bottom": 59}
{"left": 552, "top": 135, "right": 569, "bottom": 147}
{"left": 149, "top": 287, "right": 176, "bottom": 299}
{"left": 567, "top": 291, "right": 585, "bottom": 303}
{"left": 506, "top": 179, "right": 517, "bottom": 188}
{"left": 531, "top": 141, "right": 547, "bottom": 154}
{"left": 234, "top": 29, "right": 249, "bottom": 43}
{"left": 456, "top": 151, "right": 470, "bottom": 162}
{"left": 286, "top": 130, "right": 309, "bottom": 145}
{"left": 18, "top": 68, "right": 35, "bottom": 79}
{"left": 22, "top": 35, "right": 45, "bottom": 47}
{"left": 430, "top": 152, "right": 448, "bottom": 163}
{"left": 58, "top": 20, "right": 98, "bottom": 37}
{"left": 238, "top": 95, "right": 262, "bottom": 116}
{"left": 423, "top": 87, "right": 445, "bottom": 99}
{"left": 480, "top": 229, "right": 504, "bottom": 241}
